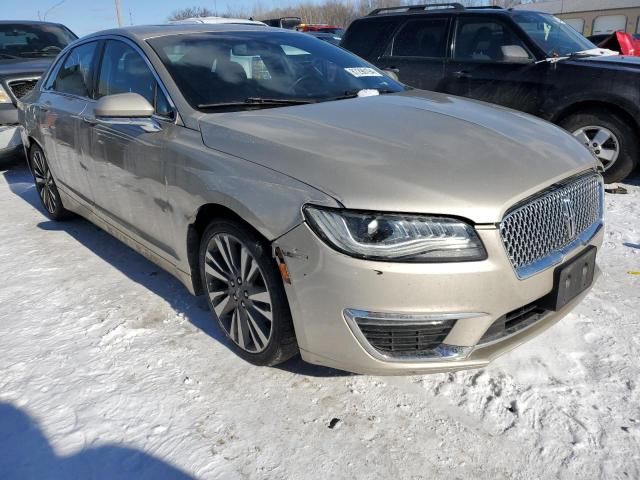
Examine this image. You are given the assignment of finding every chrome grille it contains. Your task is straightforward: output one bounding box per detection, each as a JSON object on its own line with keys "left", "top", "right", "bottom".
{"left": 500, "top": 172, "right": 603, "bottom": 279}
{"left": 7, "top": 78, "right": 39, "bottom": 100}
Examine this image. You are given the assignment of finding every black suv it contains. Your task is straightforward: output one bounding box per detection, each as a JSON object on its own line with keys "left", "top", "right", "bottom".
{"left": 0, "top": 21, "right": 76, "bottom": 159}
{"left": 342, "top": 4, "right": 640, "bottom": 182}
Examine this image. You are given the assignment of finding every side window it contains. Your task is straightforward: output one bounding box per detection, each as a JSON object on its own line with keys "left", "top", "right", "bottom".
{"left": 51, "top": 42, "right": 98, "bottom": 97}
{"left": 391, "top": 18, "right": 449, "bottom": 58}
{"left": 341, "top": 19, "right": 398, "bottom": 60}
{"left": 97, "top": 40, "right": 173, "bottom": 118}
{"left": 454, "top": 18, "right": 532, "bottom": 62}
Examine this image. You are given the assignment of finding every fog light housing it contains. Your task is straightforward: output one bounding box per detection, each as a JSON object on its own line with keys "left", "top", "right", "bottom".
{"left": 344, "top": 309, "right": 475, "bottom": 362}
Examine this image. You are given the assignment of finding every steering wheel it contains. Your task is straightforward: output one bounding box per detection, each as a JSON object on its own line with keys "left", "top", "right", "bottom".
{"left": 290, "top": 74, "right": 317, "bottom": 93}
{"left": 42, "top": 46, "right": 62, "bottom": 53}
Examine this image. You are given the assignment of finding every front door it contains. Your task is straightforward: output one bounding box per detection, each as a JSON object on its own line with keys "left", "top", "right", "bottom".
{"left": 83, "top": 39, "right": 177, "bottom": 259}
{"left": 443, "top": 16, "right": 546, "bottom": 114}
{"left": 376, "top": 16, "right": 450, "bottom": 91}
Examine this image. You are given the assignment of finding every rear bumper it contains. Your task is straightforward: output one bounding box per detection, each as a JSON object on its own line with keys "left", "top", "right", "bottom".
{"left": 275, "top": 222, "right": 604, "bottom": 375}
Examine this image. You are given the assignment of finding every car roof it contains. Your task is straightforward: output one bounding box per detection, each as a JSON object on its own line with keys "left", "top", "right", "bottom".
{"left": 360, "top": 5, "right": 520, "bottom": 19}
{"left": 82, "top": 23, "right": 288, "bottom": 41}
{"left": 0, "top": 20, "right": 68, "bottom": 26}
{"left": 169, "top": 17, "right": 266, "bottom": 26}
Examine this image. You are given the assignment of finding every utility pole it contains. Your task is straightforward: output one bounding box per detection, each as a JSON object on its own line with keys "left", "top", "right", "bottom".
{"left": 43, "top": 0, "right": 65, "bottom": 21}
{"left": 114, "top": 0, "right": 123, "bottom": 27}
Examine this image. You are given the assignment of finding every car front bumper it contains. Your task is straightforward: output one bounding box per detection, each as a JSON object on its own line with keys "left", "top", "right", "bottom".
{"left": 0, "top": 125, "right": 22, "bottom": 157}
{"left": 275, "top": 222, "right": 604, "bottom": 375}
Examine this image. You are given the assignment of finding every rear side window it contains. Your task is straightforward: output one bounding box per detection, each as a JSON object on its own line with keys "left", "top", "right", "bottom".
{"left": 392, "top": 18, "right": 449, "bottom": 58}
{"left": 51, "top": 41, "right": 98, "bottom": 98}
{"left": 341, "top": 19, "right": 397, "bottom": 59}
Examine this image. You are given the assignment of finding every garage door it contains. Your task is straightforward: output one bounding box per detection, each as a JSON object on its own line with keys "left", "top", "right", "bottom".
{"left": 563, "top": 18, "right": 585, "bottom": 34}
{"left": 593, "top": 15, "right": 627, "bottom": 35}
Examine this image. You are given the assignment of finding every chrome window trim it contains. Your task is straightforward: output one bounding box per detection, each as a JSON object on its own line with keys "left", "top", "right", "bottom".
{"left": 343, "top": 309, "right": 478, "bottom": 363}
{"left": 43, "top": 35, "right": 179, "bottom": 124}
{"left": 499, "top": 170, "right": 604, "bottom": 280}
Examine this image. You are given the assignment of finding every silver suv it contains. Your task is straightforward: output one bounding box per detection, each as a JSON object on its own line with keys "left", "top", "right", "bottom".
{"left": 19, "top": 24, "right": 604, "bottom": 374}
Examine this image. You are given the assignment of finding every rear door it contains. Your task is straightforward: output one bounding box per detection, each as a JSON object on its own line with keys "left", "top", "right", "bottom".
{"left": 443, "top": 15, "right": 546, "bottom": 114}
{"left": 38, "top": 41, "right": 100, "bottom": 204}
{"left": 377, "top": 16, "right": 450, "bottom": 91}
{"left": 83, "top": 38, "right": 177, "bottom": 259}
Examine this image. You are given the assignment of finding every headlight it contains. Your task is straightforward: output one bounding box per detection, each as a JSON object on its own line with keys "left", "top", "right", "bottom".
{"left": 0, "top": 85, "right": 11, "bottom": 104}
{"left": 303, "top": 206, "right": 486, "bottom": 262}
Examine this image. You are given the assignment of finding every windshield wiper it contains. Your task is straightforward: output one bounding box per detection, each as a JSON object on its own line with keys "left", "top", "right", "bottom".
{"left": 537, "top": 50, "right": 609, "bottom": 64}
{"left": 0, "top": 53, "right": 19, "bottom": 59}
{"left": 198, "top": 97, "right": 315, "bottom": 110}
{"left": 323, "top": 88, "right": 398, "bottom": 102}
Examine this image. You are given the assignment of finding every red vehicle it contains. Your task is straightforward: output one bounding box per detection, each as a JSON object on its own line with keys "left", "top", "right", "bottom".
{"left": 590, "top": 31, "right": 640, "bottom": 57}
{"left": 296, "top": 24, "right": 344, "bottom": 35}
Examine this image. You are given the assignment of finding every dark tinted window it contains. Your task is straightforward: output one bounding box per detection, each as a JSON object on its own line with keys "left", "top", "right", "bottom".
{"left": 0, "top": 23, "right": 76, "bottom": 59}
{"left": 97, "top": 41, "right": 171, "bottom": 117}
{"left": 392, "top": 18, "right": 449, "bottom": 58}
{"left": 341, "top": 19, "right": 398, "bottom": 59}
{"left": 51, "top": 41, "right": 98, "bottom": 97}
{"left": 454, "top": 18, "right": 532, "bottom": 62}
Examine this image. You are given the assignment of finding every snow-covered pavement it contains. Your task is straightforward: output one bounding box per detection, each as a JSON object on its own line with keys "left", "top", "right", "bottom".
{"left": 0, "top": 163, "right": 638, "bottom": 479}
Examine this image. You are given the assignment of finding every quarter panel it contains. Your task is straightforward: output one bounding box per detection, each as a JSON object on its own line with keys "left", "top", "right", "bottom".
{"left": 164, "top": 128, "right": 338, "bottom": 274}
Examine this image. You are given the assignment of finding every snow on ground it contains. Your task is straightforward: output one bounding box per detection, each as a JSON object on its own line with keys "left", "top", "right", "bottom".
{"left": 0, "top": 162, "right": 638, "bottom": 480}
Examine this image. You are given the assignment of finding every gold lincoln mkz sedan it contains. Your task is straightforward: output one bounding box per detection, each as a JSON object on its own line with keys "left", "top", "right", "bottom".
{"left": 19, "top": 24, "right": 604, "bottom": 374}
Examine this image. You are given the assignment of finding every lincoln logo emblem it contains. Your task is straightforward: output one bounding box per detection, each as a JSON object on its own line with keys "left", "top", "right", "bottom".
{"left": 562, "top": 197, "right": 577, "bottom": 237}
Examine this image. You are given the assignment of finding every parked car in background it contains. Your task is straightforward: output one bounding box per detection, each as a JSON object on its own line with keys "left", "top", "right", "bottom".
{"left": 19, "top": 24, "right": 604, "bottom": 374}
{"left": 590, "top": 31, "right": 640, "bottom": 57}
{"left": 306, "top": 31, "right": 343, "bottom": 46}
{"left": 586, "top": 34, "right": 612, "bottom": 45}
{"left": 261, "top": 17, "right": 301, "bottom": 29}
{"left": 0, "top": 21, "right": 76, "bottom": 158}
{"left": 170, "top": 17, "right": 266, "bottom": 27}
{"left": 341, "top": 4, "right": 640, "bottom": 183}
{"left": 296, "top": 24, "right": 345, "bottom": 35}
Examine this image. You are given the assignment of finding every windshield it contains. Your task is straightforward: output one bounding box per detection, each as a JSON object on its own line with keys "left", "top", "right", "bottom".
{"left": 513, "top": 12, "right": 596, "bottom": 57}
{"left": 149, "top": 31, "right": 405, "bottom": 111}
{"left": 0, "top": 23, "right": 76, "bottom": 59}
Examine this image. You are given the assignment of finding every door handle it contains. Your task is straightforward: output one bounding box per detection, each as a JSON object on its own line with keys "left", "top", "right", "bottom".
{"left": 453, "top": 70, "right": 472, "bottom": 79}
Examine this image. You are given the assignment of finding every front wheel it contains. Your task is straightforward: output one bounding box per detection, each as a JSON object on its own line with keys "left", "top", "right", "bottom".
{"left": 560, "top": 110, "right": 638, "bottom": 183}
{"left": 29, "top": 144, "right": 71, "bottom": 220}
{"left": 199, "top": 219, "right": 298, "bottom": 366}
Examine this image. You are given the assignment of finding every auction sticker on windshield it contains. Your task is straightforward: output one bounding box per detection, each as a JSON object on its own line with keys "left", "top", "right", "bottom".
{"left": 344, "top": 67, "right": 382, "bottom": 77}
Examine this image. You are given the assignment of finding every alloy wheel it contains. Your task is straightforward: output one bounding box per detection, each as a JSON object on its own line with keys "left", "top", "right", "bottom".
{"left": 572, "top": 125, "right": 620, "bottom": 171}
{"left": 204, "top": 233, "right": 273, "bottom": 353}
{"left": 31, "top": 150, "right": 57, "bottom": 214}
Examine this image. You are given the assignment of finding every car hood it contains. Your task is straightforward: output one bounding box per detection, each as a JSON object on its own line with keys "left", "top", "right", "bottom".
{"left": 0, "top": 58, "right": 54, "bottom": 79}
{"left": 569, "top": 54, "right": 640, "bottom": 69}
{"left": 199, "top": 90, "right": 597, "bottom": 223}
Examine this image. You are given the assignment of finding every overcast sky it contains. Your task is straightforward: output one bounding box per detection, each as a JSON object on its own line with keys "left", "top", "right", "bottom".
{"left": 4, "top": 0, "right": 315, "bottom": 36}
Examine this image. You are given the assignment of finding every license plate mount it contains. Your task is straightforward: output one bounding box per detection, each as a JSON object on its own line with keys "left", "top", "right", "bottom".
{"left": 546, "top": 246, "right": 597, "bottom": 311}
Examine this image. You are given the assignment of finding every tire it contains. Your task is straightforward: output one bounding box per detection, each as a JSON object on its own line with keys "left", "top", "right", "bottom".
{"left": 29, "top": 144, "right": 71, "bottom": 220}
{"left": 199, "top": 219, "right": 298, "bottom": 366}
{"left": 559, "top": 109, "right": 638, "bottom": 184}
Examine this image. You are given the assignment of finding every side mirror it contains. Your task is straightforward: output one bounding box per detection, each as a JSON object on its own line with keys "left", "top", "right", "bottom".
{"left": 382, "top": 67, "right": 399, "bottom": 81}
{"left": 501, "top": 45, "right": 533, "bottom": 64}
{"left": 95, "top": 92, "right": 154, "bottom": 118}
